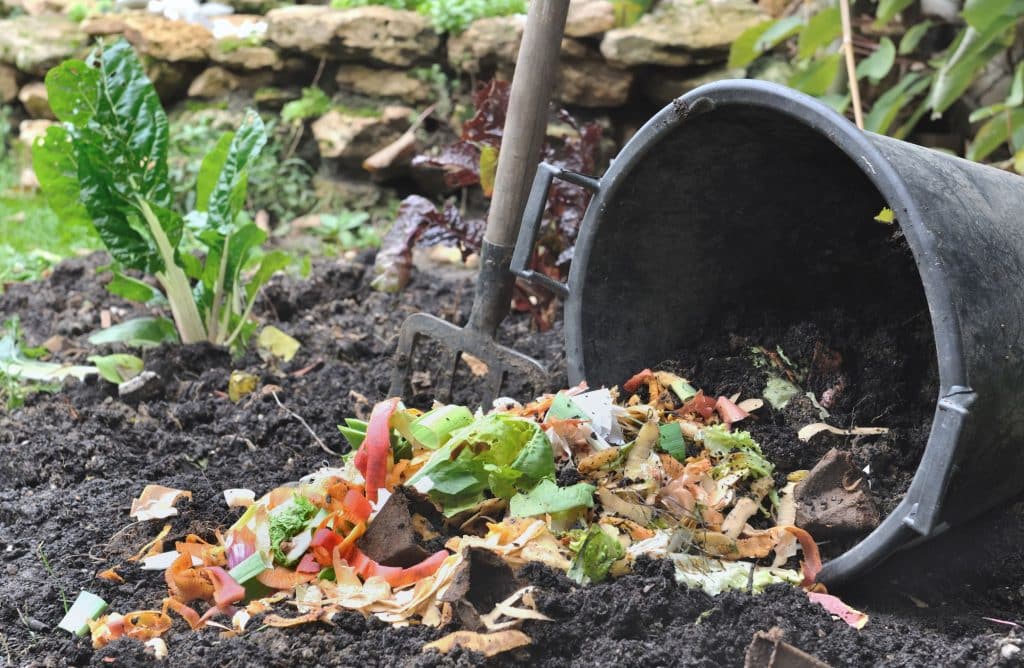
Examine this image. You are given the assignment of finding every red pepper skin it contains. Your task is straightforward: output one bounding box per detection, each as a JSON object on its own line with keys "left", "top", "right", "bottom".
{"left": 311, "top": 528, "right": 342, "bottom": 550}
{"left": 296, "top": 553, "right": 321, "bottom": 574}
{"left": 623, "top": 368, "right": 653, "bottom": 393}
{"left": 355, "top": 398, "right": 400, "bottom": 503}
{"left": 343, "top": 489, "right": 373, "bottom": 524}
{"left": 204, "top": 567, "right": 245, "bottom": 607}
{"left": 715, "top": 395, "right": 749, "bottom": 425}
{"left": 349, "top": 548, "right": 449, "bottom": 589}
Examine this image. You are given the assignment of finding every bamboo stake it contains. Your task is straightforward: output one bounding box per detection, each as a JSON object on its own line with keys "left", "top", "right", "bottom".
{"left": 839, "top": 0, "right": 864, "bottom": 129}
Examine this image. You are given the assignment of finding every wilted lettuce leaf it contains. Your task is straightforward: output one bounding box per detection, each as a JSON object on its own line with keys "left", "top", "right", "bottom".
{"left": 509, "top": 479, "right": 596, "bottom": 517}
{"left": 703, "top": 425, "right": 774, "bottom": 479}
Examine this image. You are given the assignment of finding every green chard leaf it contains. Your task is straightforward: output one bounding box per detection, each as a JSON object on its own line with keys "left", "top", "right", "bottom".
{"left": 87, "top": 353, "right": 144, "bottom": 384}
{"left": 87, "top": 316, "right": 179, "bottom": 348}
{"left": 106, "top": 272, "right": 164, "bottom": 304}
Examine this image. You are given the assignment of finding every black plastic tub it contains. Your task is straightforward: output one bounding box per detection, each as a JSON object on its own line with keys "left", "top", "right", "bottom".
{"left": 513, "top": 80, "right": 1024, "bottom": 585}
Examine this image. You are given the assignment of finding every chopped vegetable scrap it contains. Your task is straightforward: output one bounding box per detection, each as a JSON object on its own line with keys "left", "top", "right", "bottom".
{"left": 82, "top": 369, "right": 871, "bottom": 654}
{"left": 129, "top": 485, "right": 192, "bottom": 521}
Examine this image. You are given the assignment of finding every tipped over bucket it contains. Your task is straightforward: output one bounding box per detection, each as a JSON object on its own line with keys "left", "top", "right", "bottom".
{"left": 514, "top": 80, "right": 1024, "bottom": 585}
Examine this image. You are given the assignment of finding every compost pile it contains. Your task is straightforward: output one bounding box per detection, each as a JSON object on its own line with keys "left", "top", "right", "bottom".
{"left": 2, "top": 254, "right": 1023, "bottom": 667}
{"left": 64, "top": 369, "right": 876, "bottom": 656}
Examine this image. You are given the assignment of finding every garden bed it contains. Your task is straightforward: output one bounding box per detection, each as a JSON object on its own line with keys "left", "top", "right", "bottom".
{"left": 1, "top": 253, "right": 1022, "bottom": 666}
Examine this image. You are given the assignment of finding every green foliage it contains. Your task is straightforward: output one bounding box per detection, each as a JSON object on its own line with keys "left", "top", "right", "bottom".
{"left": 329, "top": 0, "right": 526, "bottom": 33}
{"left": 281, "top": 87, "right": 331, "bottom": 123}
{"left": 611, "top": 0, "right": 652, "bottom": 27}
{"left": 167, "top": 111, "right": 316, "bottom": 227}
{"left": 34, "top": 40, "right": 288, "bottom": 351}
{"left": 310, "top": 210, "right": 382, "bottom": 250}
{"left": 729, "top": 0, "right": 1024, "bottom": 170}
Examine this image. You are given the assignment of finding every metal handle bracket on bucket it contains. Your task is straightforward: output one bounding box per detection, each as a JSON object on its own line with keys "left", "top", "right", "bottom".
{"left": 511, "top": 162, "right": 600, "bottom": 299}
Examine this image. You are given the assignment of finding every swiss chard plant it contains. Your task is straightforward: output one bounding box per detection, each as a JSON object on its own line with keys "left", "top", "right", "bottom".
{"left": 33, "top": 40, "right": 288, "bottom": 351}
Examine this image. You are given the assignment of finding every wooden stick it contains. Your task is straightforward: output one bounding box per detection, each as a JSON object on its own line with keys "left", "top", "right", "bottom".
{"left": 839, "top": 0, "right": 864, "bottom": 129}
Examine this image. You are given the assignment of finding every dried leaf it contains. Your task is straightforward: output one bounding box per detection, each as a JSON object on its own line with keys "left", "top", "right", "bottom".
{"left": 424, "top": 630, "right": 532, "bottom": 657}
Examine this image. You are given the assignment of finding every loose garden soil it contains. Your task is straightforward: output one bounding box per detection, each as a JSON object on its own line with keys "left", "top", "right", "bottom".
{"left": 2, "top": 253, "right": 1024, "bottom": 667}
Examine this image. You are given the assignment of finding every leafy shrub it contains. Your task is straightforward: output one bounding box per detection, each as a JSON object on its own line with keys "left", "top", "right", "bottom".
{"left": 329, "top": 0, "right": 525, "bottom": 33}
{"left": 730, "top": 1, "right": 1024, "bottom": 167}
{"left": 167, "top": 111, "right": 317, "bottom": 226}
{"left": 33, "top": 40, "right": 289, "bottom": 349}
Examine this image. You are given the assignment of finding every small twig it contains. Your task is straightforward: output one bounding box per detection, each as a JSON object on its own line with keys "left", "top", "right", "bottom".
{"left": 270, "top": 390, "right": 342, "bottom": 456}
{"left": 840, "top": 0, "right": 864, "bottom": 129}
{"left": 283, "top": 56, "right": 328, "bottom": 161}
{"left": 310, "top": 55, "right": 327, "bottom": 89}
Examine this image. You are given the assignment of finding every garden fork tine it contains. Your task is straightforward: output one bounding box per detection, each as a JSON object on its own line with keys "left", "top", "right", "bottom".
{"left": 389, "top": 0, "right": 570, "bottom": 407}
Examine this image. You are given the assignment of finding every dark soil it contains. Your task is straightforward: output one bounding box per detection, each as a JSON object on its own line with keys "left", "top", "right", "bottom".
{"left": 1, "top": 254, "right": 1023, "bottom": 667}
{"left": 662, "top": 306, "right": 938, "bottom": 521}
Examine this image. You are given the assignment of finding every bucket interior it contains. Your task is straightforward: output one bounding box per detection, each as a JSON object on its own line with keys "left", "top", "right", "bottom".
{"left": 576, "top": 104, "right": 939, "bottom": 512}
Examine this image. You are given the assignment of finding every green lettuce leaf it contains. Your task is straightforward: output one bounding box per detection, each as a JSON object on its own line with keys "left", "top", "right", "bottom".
{"left": 269, "top": 495, "right": 317, "bottom": 565}
{"left": 510, "top": 479, "right": 595, "bottom": 518}
{"left": 408, "top": 413, "right": 556, "bottom": 514}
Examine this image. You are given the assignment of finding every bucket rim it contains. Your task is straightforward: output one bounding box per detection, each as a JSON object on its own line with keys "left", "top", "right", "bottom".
{"left": 564, "top": 79, "right": 969, "bottom": 584}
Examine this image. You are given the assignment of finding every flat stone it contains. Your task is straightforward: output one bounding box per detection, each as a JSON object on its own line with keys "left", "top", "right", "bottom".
{"left": 187, "top": 66, "right": 240, "bottom": 98}
{"left": 17, "top": 119, "right": 55, "bottom": 147}
{"left": 449, "top": 16, "right": 602, "bottom": 76}
{"left": 336, "top": 65, "right": 432, "bottom": 104}
{"left": 558, "top": 58, "right": 633, "bottom": 108}
{"left": 447, "top": 15, "right": 523, "bottom": 73}
{"left": 0, "top": 64, "right": 19, "bottom": 104}
{"left": 0, "top": 15, "right": 87, "bottom": 76}
{"left": 566, "top": 0, "right": 615, "bottom": 37}
{"left": 268, "top": 6, "right": 438, "bottom": 66}
{"left": 210, "top": 43, "right": 281, "bottom": 71}
{"left": 122, "top": 14, "right": 214, "bottom": 62}
{"left": 600, "top": 0, "right": 768, "bottom": 67}
{"left": 18, "top": 81, "right": 53, "bottom": 119}
{"left": 311, "top": 105, "right": 410, "bottom": 164}
{"left": 333, "top": 7, "right": 439, "bottom": 67}
{"left": 266, "top": 6, "right": 348, "bottom": 55}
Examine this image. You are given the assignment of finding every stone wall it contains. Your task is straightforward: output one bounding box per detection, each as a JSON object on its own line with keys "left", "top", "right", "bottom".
{"left": 0, "top": 0, "right": 762, "bottom": 191}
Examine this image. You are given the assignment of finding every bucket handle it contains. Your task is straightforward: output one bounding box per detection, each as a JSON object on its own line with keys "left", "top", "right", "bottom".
{"left": 511, "top": 162, "right": 600, "bottom": 299}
